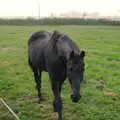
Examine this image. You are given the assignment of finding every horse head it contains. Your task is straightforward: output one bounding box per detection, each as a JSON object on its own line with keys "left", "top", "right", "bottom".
{"left": 67, "top": 50, "right": 85, "bottom": 103}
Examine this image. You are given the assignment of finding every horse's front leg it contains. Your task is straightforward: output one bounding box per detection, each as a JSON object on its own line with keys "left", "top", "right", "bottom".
{"left": 51, "top": 80, "right": 62, "bottom": 120}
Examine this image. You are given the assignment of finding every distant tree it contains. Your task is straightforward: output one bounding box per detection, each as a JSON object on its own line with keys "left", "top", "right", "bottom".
{"left": 82, "top": 12, "right": 88, "bottom": 18}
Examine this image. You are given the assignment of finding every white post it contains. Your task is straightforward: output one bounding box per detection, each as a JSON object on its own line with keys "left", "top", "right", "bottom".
{"left": 0, "top": 98, "right": 20, "bottom": 120}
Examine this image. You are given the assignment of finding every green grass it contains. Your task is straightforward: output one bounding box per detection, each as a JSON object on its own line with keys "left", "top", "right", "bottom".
{"left": 0, "top": 25, "right": 120, "bottom": 120}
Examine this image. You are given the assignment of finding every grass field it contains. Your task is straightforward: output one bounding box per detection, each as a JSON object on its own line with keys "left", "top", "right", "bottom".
{"left": 0, "top": 25, "right": 120, "bottom": 120}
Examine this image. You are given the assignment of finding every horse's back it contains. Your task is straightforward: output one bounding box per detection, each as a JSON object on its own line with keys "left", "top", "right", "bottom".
{"left": 28, "top": 31, "right": 51, "bottom": 69}
{"left": 28, "top": 31, "right": 50, "bottom": 44}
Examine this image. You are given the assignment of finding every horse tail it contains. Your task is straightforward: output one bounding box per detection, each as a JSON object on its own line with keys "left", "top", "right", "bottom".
{"left": 28, "top": 56, "right": 33, "bottom": 69}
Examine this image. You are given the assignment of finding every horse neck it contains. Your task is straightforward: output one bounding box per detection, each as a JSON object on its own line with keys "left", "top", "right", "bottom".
{"left": 58, "top": 39, "right": 73, "bottom": 60}
{"left": 57, "top": 35, "right": 80, "bottom": 60}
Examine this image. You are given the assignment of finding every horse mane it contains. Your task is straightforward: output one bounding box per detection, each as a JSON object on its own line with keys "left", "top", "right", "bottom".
{"left": 50, "top": 30, "right": 62, "bottom": 53}
{"left": 50, "top": 30, "right": 80, "bottom": 56}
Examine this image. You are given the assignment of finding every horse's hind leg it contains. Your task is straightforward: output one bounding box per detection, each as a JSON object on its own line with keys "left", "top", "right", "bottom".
{"left": 38, "top": 69, "right": 44, "bottom": 101}
{"left": 28, "top": 58, "right": 43, "bottom": 103}
{"left": 33, "top": 68, "right": 42, "bottom": 103}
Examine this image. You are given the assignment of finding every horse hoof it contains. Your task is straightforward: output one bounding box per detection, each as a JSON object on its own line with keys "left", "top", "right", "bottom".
{"left": 37, "top": 99, "right": 41, "bottom": 104}
{"left": 37, "top": 98, "right": 44, "bottom": 104}
{"left": 40, "top": 97, "right": 44, "bottom": 101}
{"left": 53, "top": 105, "right": 58, "bottom": 112}
{"left": 53, "top": 108, "right": 57, "bottom": 112}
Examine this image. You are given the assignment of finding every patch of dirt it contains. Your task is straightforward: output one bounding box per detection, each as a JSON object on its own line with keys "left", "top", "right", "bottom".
{"left": 1, "top": 47, "right": 16, "bottom": 51}
{"left": 18, "top": 95, "right": 37, "bottom": 102}
{"left": 103, "top": 91, "right": 117, "bottom": 97}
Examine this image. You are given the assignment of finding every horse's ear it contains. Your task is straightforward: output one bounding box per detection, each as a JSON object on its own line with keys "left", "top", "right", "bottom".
{"left": 80, "top": 50, "right": 85, "bottom": 58}
{"left": 70, "top": 51, "right": 74, "bottom": 59}
{"left": 51, "top": 30, "right": 60, "bottom": 40}
{"left": 67, "top": 51, "right": 74, "bottom": 60}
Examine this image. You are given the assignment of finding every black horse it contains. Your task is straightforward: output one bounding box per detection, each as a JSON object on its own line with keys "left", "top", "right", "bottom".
{"left": 28, "top": 30, "right": 85, "bottom": 120}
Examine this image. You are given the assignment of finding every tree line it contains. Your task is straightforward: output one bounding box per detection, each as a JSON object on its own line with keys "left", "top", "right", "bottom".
{"left": 0, "top": 17, "right": 120, "bottom": 25}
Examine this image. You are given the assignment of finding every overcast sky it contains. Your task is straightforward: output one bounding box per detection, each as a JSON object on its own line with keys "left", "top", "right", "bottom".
{"left": 0, "top": 0, "right": 120, "bottom": 18}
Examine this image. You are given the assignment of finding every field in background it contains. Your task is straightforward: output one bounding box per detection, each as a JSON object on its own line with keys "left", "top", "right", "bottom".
{"left": 0, "top": 25, "right": 120, "bottom": 120}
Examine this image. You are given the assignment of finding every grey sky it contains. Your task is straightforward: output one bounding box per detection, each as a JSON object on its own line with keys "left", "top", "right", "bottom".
{"left": 0, "top": 0, "right": 120, "bottom": 18}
